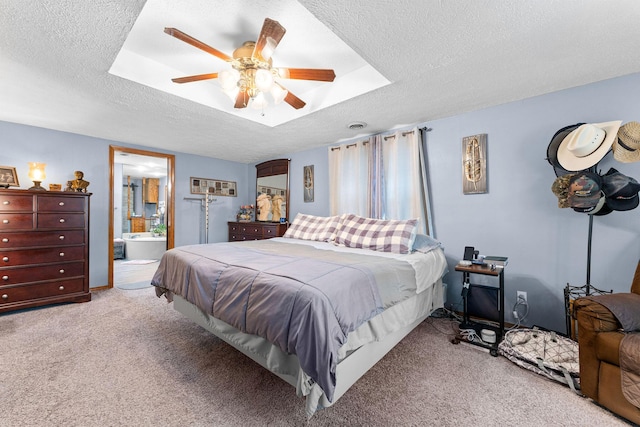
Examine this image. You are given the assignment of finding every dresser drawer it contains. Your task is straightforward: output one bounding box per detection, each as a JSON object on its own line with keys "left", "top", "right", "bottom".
{"left": 229, "top": 233, "right": 261, "bottom": 241}
{"left": 0, "top": 278, "right": 85, "bottom": 305}
{"left": 239, "top": 224, "right": 263, "bottom": 236}
{"left": 0, "top": 213, "right": 34, "bottom": 231}
{"left": 262, "top": 225, "right": 280, "bottom": 238}
{"left": 0, "top": 194, "right": 33, "bottom": 212}
{"left": 0, "top": 261, "right": 84, "bottom": 285}
{"left": 1, "top": 246, "right": 85, "bottom": 266}
{"left": 37, "top": 195, "right": 86, "bottom": 212}
{"left": 37, "top": 213, "right": 85, "bottom": 229}
{"left": 0, "top": 230, "right": 84, "bottom": 249}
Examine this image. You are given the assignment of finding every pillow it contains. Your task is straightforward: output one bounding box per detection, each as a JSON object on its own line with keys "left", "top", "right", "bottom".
{"left": 412, "top": 234, "right": 442, "bottom": 253}
{"left": 282, "top": 213, "right": 343, "bottom": 242}
{"left": 333, "top": 214, "right": 418, "bottom": 254}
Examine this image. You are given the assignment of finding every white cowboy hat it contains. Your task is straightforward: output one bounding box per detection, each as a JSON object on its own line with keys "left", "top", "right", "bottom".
{"left": 556, "top": 120, "right": 622, "bottom": 171}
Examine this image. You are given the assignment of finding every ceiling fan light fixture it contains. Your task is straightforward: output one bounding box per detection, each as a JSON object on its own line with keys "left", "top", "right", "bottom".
{"left": 255, "top": 68, "right": 274, "bottom": 92}
{"left": 219, "top": 69, "right": 240, "bottom": 90}
{"left": 271, "top": 84, "right": 288, "bottom": 104}
{"left": 261, "top": 39, "right": 277, "bottom": 61}
{"left": 251, "top": 92, "right": 268, "bottom": 110}
{"left": 165, "top": 18, "right": 335, "bottom": 112}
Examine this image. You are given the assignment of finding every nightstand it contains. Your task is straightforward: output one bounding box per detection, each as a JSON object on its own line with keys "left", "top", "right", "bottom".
{"left": 451, "top": 263, "right": 505, "bottom": 356}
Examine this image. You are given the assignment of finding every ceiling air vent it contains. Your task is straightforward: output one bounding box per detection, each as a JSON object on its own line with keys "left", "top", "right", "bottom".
{"left": 348, "top": 122, "right": 367, "bottom": 130}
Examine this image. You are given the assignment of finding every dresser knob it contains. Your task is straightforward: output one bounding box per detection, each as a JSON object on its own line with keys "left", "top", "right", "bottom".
{"left": 2, "top": 276, "right": 8, "bottom": 281}
{"left": 59, "top": 218, "right": 65, "bottom": 223}
{"left": 59, "top": 286, "right": 65, "bottom": 291}
{"left": 2, "top": 257, "right": 8, "bottom": 262}
{"left": 59, "top": 202, "right": 65, "bottom": 206}
{"left": 2, "top": 238, "right": 8, "bottom": 243}
{"left": 2, "top": 219, "right": 8, "bottom": 224}
{"left": 59, "top": 269, "right": 65, "bottom": 274}
{"left": 1, "top": 294, "right": 7, "bottom": 300}
{"left": 2, "top": 201, "right": 9, "bottom": 205}
{"left": 59, "top": 235, "right": 65, "bottom": 240}
{"left": 59, "top": 252, "right": 65, "bottom": 257}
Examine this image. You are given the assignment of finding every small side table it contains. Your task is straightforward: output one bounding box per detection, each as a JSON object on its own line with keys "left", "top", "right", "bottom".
{"left": 451, "top": 263, "right": 505, "bottom": 356}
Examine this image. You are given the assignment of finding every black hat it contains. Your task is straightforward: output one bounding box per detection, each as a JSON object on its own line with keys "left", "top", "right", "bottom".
{"left": 601, "top": 168, "right": 640, "bottom": 211}
{"left": 546, "top": 123, "right": 584, "bottom": 177}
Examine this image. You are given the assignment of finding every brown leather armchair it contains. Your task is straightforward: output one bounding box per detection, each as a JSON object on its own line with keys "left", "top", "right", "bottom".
{"left": 573, "top": 263, "right": 640, "bottom": 425}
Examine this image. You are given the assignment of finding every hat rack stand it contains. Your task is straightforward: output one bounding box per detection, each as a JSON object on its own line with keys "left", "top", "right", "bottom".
{"left": 550, "top": 121, "right": 633, "bottom": 338}
{"left": 184, "top": 194, "right": 217, "bottom": 244}
{"left": 563, "top": 172, "right": 613, "bottom": 339}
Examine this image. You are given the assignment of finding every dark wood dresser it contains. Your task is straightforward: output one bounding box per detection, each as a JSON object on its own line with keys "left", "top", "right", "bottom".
{"left": 0, "top": 189, "right": 91, "bottom": 313}
{"left": 228, "top": 221, "right": 288, "bottom": 242}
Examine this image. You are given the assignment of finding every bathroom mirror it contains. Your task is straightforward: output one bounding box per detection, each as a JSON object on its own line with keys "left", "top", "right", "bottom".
{"left": 256, "top": 159, "right": 290, "bottom": 222}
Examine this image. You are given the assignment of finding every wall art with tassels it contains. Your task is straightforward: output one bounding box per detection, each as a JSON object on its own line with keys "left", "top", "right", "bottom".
{"left": 462, "top": 133, "right": 488, "bottom": 194}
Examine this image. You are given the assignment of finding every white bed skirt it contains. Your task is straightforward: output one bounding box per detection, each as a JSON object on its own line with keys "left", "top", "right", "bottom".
{"left": 172, "top": 277, "right": 444, "bottom": 418}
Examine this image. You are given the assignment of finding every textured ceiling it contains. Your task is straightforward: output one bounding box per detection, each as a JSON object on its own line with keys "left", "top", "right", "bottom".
{"left": 2, "top": 0, "right": 640, "bottom": 164}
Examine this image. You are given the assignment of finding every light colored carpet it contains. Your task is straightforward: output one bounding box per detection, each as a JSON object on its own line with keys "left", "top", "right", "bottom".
{"left": 0, "top": 288, "right": 630, "bottom": 426}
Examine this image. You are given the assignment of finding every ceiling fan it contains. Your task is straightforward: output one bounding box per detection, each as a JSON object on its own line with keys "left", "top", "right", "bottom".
{"left": 164, "top": 18, "right": 336, "bottom": 110}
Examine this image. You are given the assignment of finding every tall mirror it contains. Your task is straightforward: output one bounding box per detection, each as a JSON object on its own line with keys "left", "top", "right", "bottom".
{"left": 256, "top": 159, "right": 290, "bottom": 222}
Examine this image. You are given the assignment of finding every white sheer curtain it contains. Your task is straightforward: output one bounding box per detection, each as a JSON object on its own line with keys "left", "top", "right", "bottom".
{"left": 328, "top": 140, "right": 371, "bottom": 216}
{"left": 329, "top": 126, "right": 433, "bottom": 235}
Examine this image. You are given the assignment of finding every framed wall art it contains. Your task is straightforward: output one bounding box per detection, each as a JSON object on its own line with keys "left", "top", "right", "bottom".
{"left": 190, "top": 177, "right": 237, "bottom": 197}
{"left": 303, "top": 165, "right": 314, "bottom": 202}
{"left": 462, "top": 134, "right": 488, "bottom": 194}
{"left": 0, "top": 166, "right": 19, "bottom": 188}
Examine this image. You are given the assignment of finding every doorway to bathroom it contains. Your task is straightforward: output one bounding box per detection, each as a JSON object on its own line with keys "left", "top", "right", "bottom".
{"left": 108, "top": 146, "right": 175, "bottom": 288}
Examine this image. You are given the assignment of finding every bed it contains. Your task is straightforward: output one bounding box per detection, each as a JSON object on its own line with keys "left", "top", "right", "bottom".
{"left": 151, "top": 214, "right": 447, "bottom": 418}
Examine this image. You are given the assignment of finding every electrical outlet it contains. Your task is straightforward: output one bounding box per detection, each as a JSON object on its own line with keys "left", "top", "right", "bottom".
{"left": 517, "top": 291, "right": 527, "bottom": 303}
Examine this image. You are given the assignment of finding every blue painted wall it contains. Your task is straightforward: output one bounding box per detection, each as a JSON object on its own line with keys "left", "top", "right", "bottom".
{"left": 3, "top": 71, "right": 640, "bottom": 332}
{"left": 0, "top": 122, "right": 251, "bottom": 289}
{"left": 282, "top": 72, "right": 640, "bottom": 333}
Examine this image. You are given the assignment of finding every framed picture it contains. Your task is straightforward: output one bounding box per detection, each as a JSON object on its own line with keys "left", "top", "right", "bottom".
{"left": 303, "top": 165, "right": 314, "bottom": 203}
{"left": 462, "top": 134, "right": 488, "bottom": 194}
{"left": 190, "top": 177, "right": 237, "bottom": 197}
{"left": 0, "top": 166, "right": 19, "bottom": 188}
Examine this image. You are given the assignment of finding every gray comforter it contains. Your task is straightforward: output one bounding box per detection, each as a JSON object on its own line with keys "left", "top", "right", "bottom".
{"left": 151, "top": 239, "right": 420, "bottom": 402}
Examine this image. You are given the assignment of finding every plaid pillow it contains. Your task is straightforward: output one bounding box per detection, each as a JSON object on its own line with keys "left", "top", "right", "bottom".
{"left": 283, "top": 213, "right": 343, "bottom": 242}
{"left": 334, "top": 214, "right": 418, "bottom": 254}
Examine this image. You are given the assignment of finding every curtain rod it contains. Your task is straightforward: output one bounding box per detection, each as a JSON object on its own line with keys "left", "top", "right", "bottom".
{"left": 331, "top": 127, "right": 432, "bottom": 150}
{"left": 331, "top": 141, "right": 367, "bottom": 151}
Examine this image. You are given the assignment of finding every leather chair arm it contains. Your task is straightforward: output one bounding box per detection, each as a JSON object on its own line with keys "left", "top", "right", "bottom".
{"left": 573, "top": 297, "right": 621, "bottom": 333}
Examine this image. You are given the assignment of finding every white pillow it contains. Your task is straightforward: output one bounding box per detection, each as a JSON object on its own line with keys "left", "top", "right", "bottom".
{"left": 333, "top": 214, "right": 418, "bottom": 254}
{"left": 412, "top": 234, "right": 442, "bottom": 253}
{"left": 282, "top": 213, "right": 343, "bottom": 242}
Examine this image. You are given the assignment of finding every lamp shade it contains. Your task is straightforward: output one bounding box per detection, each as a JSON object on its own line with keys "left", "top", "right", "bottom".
{"left": 254, "top": 69, "right": 274, "bottom": 92}
{"left": 28, "top": 162, "right": 46, "bottom": 181}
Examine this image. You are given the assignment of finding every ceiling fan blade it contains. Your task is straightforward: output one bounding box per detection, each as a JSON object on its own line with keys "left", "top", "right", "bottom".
{"left": 171, "top": 73, "right": 219, "bottom": 84}
{"left": 234, "top": 89, "right": 249, "bottom": 109}
{"left": 252, "top": 18, "right": 286, "bottom": 63}
{"left": 280, "top": 86, "right": 306, "bottom": 109}
{"left": 164, "top": 27, "right": 232, "bottom": 62}
{"left": 277, "top": 68, "right": 336, "bottom": 82}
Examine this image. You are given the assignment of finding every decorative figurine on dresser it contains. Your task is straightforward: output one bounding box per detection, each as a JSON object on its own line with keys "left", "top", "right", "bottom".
{"left": 0, "top": 188, "right": 91, "bottom": 313}
{"left": 65, "top": 170, "right": 90, "bottom": 193}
